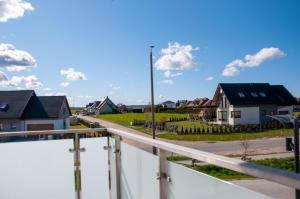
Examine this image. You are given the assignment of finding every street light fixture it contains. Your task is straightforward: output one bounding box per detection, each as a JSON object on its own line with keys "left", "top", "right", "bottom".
{"left": 149, "top": 45, "right": 157, "bottom": 154}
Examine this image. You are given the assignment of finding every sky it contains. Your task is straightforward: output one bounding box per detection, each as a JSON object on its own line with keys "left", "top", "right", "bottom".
{"left": 0, "top": 0, "right": 300, "bottom": 107}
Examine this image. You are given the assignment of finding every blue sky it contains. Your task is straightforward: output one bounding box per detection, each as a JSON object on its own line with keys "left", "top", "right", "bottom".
{"left": 0, "top": 0, "right": 300, "bottom": 106}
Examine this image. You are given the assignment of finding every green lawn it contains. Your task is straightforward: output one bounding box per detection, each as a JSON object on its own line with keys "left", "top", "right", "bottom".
{"left": 96, "top": 113, "right": 293, "bottom": 141}
{"left": 70, "top": 123, "right": 88, "bottom": 129}
{"left": 182, "top": 157, "right": 296, "bottom": 180}
{"left": 158, "top": 128, "right": 292, "bottom": 141}
{"left": 97, "top": 113, "right": 187, "bottom": 126}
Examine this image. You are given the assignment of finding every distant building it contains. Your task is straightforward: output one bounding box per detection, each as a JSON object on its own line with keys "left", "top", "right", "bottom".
{"left": 175, "top": 100, "right": 188, "bottom": 108}
{"left": 161, "top": 101, "right": 176, "bottom": 109}
{"left": 185, "top": 97, "right": 210, "bottom": 108}
{"left": 95, "top": 96, "right": 118, "bottom": 114}
{"left": 212, "top": 83, "right": 300, "bottom": 126}
{"left": 0, "top": 90, "right": 71, "bottom": 132}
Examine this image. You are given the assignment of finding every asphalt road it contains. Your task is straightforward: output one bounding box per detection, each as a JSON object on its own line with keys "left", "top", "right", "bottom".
{"left": 78, "top": 115, "right": 289, "bottom": 155}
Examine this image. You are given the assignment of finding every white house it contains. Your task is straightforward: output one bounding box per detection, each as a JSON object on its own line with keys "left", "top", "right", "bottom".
{"left": 212, "top": 83, "right": 300, "bottom": 126}
{"left": 0, "top": 90, "right": 71, "bottom": 132}
{"left": 161, "top": 101, "right": 176, "bottom": 109}
{"left": 95, "top": 96, "right": 118, "bottom": 114}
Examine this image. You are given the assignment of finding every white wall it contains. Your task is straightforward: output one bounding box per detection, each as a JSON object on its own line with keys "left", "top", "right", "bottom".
{"left": 229, "top": 106, "right": 260, "bottom": 125}
{"left": 278, "top": 106, "right": 294, "bottom": 115}
{"left": 24, "top": 118, "right": 70, "bottom": 131}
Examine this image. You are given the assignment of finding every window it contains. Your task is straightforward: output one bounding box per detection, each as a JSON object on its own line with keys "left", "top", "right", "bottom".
{"left": 0, "top": 123, "right": 3, "bottom": 131}
{"left": 218, "top": 111, "right": 227, "bottom": 121}
{"left": 231, "top": 111, "right": 241, "bottom": 118}
{"left": 251, "top": 92, "right": 258, "bottom": 97}
{"left": 238, "top": 92, "right": 245, "bottom": 98}
{"left": 63, "top": 108, "right": 67, "bottom": 115}
{"left": 259, "top": 92, "right": 266, "bottom": 97}
{"left": 63, "top": 119, "right": 66, "bottom": 129}
{"left": 10, "top": 123, "right": 17, "bottom": 129}
{"left": 279, "top": 111, "right": 289, "bottom": 115}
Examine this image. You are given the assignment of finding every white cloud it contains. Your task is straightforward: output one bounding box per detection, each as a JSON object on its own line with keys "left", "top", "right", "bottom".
{"left": 0, "top": 71, "right": 8, "bottom": 81}
{"left": 206, "top": 76, "right": 214, "bottom": 81}
{"left": 162, "top": 79, "right": 174, "bottom": 85}
{"left": 0, "top": 74, "right": 43, "bottom": 89}
{"left": 60, "top": 81, "right": 70, "bottom": 87}
{"left": 222, "top": 66, "right": 240, "bottom": 77}
{"left": 78, "top": 95, "right": 93, "bottom": 99}
{"left": 109, "top": 84, "right": 121, "bottom": 90}
{"left": 155, "top": 42, "right": 197, "bottom": 72}
{"left": 43, "top": 87, "right": 52, "bottom": 91}
{"left": 158, "top": 94, "right": 165, "bottom": 99}
{"left": 0, "top": 43, "right": 36, "bottom": 69}
{"left": 222, "top": 47, "right": 285, "bottom": 77}
{"left": 60, "top": 68, "right": 86, "bottom": 81}
{"left": 6, "top": 66, "right": 27, "bottom": 71}
{"left": 45, "top": 92, "right": 67, "bottom": 96}
{"left": 0, "top": 0, "right": 34, "bottom": 22}
{"left": 163, "top": 71, "right": 183, "bottom": 78}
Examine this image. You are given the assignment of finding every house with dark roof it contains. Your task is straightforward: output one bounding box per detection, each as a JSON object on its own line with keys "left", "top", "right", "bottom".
{"left": 0, "top": 90, "right": 71, "bottom": 132}
{"left": 212, "top": 83, "right": 300, "bottom": 126}
{"left": 95, "top": 96, "right": 118, "bottom": 114}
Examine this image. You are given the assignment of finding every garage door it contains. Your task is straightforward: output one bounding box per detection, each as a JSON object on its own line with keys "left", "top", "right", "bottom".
{"left": 27, "top": 124, "right": 54, "bottom": 131}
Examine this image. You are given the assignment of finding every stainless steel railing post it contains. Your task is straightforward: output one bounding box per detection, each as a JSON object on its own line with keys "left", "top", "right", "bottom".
{"left": 159, "top": 149, "right": 168, "bottom": 199}
{"left": 115, "top": 136, "right": 122, "bottom": 199}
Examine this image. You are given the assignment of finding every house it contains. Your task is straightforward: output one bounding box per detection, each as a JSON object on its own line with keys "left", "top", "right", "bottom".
{"left": 95, "top": 96, "right": 118, "bottom": 114}
{"left": 185, "top": 97, "right": 210, "bottom": 108}
{"left": 0, "top": 90, "right": 71, "bottom": 132}
{"left": 161, "top": 101, "right": 176, "bottom": 109}
{"left": 175, "top": 100, "right": 188, "bottom": 108}
{"left": 212, "top": 83, "right": 300, "bottom": 126}
{"left": 87, "top": 101, "right": 101, "bottom": 114}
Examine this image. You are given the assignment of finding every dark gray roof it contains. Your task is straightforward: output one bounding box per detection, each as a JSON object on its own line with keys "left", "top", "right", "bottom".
{"left": 0, "top": 90, "right": 35, "bottom": 119}
{"left": 22, "top": 96, "right": 71, "bottom": 119}
{"left": 219, "top": 83, "right": 299, "bottom": 106}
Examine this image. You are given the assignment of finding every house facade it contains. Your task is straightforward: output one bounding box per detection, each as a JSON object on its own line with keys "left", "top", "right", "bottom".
{"left": 161, "top": 101, "right": 176, "bottom": 109}
{"left": 212, "top": 83, "right": 300, "bottom": 126}
{"left": 95, "top": 96, "right": 118, "bottom": 114}
{"left": 0, "top": 90, "right": 71, "bottom": 132}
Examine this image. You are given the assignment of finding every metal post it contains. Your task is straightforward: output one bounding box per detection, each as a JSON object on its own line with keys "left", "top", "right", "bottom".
{"left": 294, "top": 119, "right": 300, "bottom": 199}
{"left": 74, "top": 133, "right": 82, "bottom": 199}
{"left": 150, "top": 45, "right": 157, "bottom": 155}
{"left": 159, "top": 149, "right": 168, "bottom": 199}
{"left": 115, "top": 136, "right": 121, "bottom": 199}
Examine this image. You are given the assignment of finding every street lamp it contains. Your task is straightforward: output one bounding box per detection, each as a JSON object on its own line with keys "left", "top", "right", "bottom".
{"left": 149, "top": 45, "right": 157, "bottom": 154}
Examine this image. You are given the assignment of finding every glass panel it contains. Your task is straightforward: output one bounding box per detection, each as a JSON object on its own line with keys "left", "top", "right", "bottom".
{"left": 0, "top": 139, "right": 75, "bottom": 199}
{"left": 109, "top": 140, "right": 159, "bottom": 199}
{"left": 80, "top": 137, "right": 109, "bottom": 199}
{"left": 167, "top": 161, "right": 271, "bottom": 199}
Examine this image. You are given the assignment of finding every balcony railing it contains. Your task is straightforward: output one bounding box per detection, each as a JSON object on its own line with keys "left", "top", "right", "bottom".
{"left": 0, "top": 128, "right": 299, "bottom": 199}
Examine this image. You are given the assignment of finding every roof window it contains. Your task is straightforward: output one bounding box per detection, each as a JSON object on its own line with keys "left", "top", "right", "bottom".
{"left": 0, "top": 103, "right": 8, "bottom": 112}
{"left": 238, "top": 92, "right": 245, "bottom": 98}
{"left": 259, "top": 92, "right": 267, "bottom": 97}
{"left": 251, "top": 92, "right": 258, "bottom": 97}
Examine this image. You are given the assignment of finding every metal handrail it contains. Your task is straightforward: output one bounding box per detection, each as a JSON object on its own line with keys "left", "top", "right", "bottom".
{"left": 1, "top": 127, "right": 300, "bottom": 190}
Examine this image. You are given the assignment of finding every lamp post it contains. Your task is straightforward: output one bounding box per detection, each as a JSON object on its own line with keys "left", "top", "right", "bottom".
{"left": 149, "top": 45, "right": 157, "bottom": 154}
{"left": 293, "top": 118, "right": 300, "bottom": 199}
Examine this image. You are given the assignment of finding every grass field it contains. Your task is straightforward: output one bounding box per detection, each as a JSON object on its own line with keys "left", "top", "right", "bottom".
{"left": 97, "top": 113, "right": 187, "bottom": 126}
{"left": 184, "top": 157, "right": 296, "bottom": 180}
{"left": 70, "top": 123, "right": 88, "bottom": 129}
{"left": 96, "top": 113, "right": 293, "bottom": 141}
{"left": 158, "top": 128, "right": 293, "bottom": 141}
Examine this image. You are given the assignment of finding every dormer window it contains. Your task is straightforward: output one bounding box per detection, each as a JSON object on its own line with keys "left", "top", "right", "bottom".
{"left": 238, "top": 92, "right": 245, "bottom": 98}
{"left": 259, "top": 92, "right": 266, "bottom": 97}
{"left": 251, "top": 92, "right": 258, "bottom": 97}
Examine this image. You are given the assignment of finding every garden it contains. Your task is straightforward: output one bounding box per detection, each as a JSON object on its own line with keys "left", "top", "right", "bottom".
{"left": 97, "top": 113, "right": 293, "bottom": 141}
